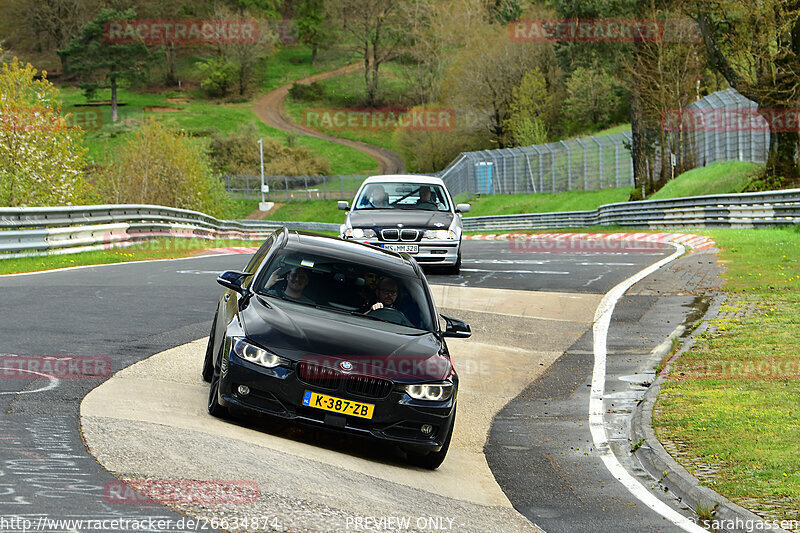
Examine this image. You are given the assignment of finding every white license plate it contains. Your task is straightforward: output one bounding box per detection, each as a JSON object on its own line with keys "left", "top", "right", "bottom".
{"left": 381, "top": 244, "right": 418, "bottom": 253}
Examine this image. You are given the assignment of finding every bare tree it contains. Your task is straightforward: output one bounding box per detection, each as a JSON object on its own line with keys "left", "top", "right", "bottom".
{"left": 331, "top": 0, "right": 408, "bottom": 106}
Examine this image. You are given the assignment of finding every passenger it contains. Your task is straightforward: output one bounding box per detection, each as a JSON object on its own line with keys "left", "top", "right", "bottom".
{"left": 265, "top": 266, "right": 313, "bottom": 304}
{"left": 357, "top": 269, "right": 380, "bottom": 308}
{"left": 361, "top": 184, "right": 389, "bottom": 208}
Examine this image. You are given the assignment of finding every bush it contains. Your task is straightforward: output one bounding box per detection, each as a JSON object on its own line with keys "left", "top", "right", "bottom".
{"left": 288, "top": 81, "right": 325, "bottom": 101}
{"left": 196, "top": 56, "right": 237, "bottom": 98}
{"left": 98, "top": 118, "right": 230, "bottom": 218}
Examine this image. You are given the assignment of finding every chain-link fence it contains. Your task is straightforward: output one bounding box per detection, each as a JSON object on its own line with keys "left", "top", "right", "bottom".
{"left": 222, "top": 174, "right": 371, "bottom": 201}
{"left": 438, "top": 133, "right": 635, "bottom": 199}
{"left": 223, "top": 88, "right": 769, "bottom": 203}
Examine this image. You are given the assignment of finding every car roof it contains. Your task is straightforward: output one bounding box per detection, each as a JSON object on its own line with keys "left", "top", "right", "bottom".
{"left": 284, "top": 231, "right": 420, "bottom": 277}
{"left": 361, "top": 174, "right": 445, "bottom": 186}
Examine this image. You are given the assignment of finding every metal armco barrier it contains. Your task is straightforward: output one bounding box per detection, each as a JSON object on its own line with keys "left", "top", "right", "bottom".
{"left": 462, "top": 189, "right": 800, "bottom": 231}
{"left": 0, "top": 204, "right": 339, "bottom": 259}
{"left": 1, "top": 190, "right": 798, "bottom": 258}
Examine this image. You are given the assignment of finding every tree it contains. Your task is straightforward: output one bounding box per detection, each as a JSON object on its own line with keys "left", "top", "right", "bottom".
{"left": 627, "top": 1, "right": 705, "bottom": 190}
{"left": 99, "top": 118, "right": 229, "bottom": 218}
{"left": 690, "top": 0, "right": 800, "bottom": 184}
{"left": 563, "top": 65, "right": 621, "bottom": 134}
{"left": 58, "top": 8, "right": 152, "bottom": 122}
{"left": 296, "top": 0, "right": 328, "bottom": 64}
{"left": 332, "top": 0, "right": 408, "bottom": 106}
{"left": 442, "top": 26, "right": 561, "bottom": 148}
{"left": 0, "top": 58, "right": 88, "bottom": 207}
{"left": 505, "top": 69, "right": 552, "bottom": 146}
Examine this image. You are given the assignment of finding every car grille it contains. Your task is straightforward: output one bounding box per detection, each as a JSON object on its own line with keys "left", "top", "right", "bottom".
{"left": 297, "top": 362, "right": 393, "bottom": 399}
{"left": 297, "top": 361, "right": 340, "bottom": 390}
{"left": 345, "top": 375, "right": 393, "bottom": 399}
{"left": 381, "top": 229, "right": 399, "bottom": 241}
{"left": 400, "top": 229, "right": 419, "bottom": 241}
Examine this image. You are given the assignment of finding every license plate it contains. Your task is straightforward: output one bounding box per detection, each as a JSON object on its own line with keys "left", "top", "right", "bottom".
{"left": 381, "top": 244, "right": 418, "bottom": 253}
{"left": 302, "top": 391, "right": 375, "bottom": 419}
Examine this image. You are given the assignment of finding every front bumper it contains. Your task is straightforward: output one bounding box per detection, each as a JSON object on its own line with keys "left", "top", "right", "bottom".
{"left": 217, "top": 351, "right": 456, "bottom": 452}
{"left": 349, "top": 238, "right": 460, "bottom": 266}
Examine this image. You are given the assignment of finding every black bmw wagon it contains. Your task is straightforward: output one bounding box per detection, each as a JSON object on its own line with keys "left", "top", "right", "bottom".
{"left": 202, "top": 228, "right": 471, "bottom": 469}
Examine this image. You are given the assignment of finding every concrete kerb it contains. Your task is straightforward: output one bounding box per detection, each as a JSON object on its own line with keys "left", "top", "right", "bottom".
{"left": 630, "top": 292, "right": 789, "bottom": 533}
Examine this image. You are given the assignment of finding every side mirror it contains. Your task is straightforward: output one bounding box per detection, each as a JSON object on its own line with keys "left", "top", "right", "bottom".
{"left": 338, "top": 201, "right": 350, "bottom": 211}
{"left": 217, "top": 270, "right": 253, "bottom": 296}
{"left": 456, "top": 203, "right": 471, "bottom": 213}
{"left": 440, "top": 314, "right": 471, "bottom": 338}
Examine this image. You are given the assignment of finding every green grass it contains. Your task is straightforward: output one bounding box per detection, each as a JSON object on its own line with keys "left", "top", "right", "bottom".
{"left": 225, "top": 199, "right": 261, "bottom": 219}
{"left": 649, "top": 161, "right": 765, "bottom": 200}
{"left": 0, "top": 238, "right": 265, "bottom": 275}
{"left": 462, "top": 187, "right": 634, "bottom": 217}
{"left": 283, "top": 61, "right": 416, "bottom": 155}
{"left": 55, "top": 45, "right": 377, "bottom": 174}
{"left": 653, "top": 226, "right": 800, "bottom": 523}
{"left": 267, "top": 201, "right": 346, "bottom": 224}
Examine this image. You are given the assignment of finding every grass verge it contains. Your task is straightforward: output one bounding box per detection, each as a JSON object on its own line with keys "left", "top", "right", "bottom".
{"left": 653, "top": 226, "right": 800, "bottom": 523}
{"left": 462, "top": 187, "right": 634, "bottom": 217}
{"left": 0, "top": 238, "right": 265, "bottom": 275}
{"left": 649, "top": 161, "right": 764, "bottom": 200}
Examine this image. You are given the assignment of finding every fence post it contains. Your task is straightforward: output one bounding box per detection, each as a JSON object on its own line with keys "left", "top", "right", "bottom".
{"left": 304, "top": 176, "right": 309, "bottom": 200}
{"left": 531, "top": 145, "right": 543, "bottom": 194}
{"left": 576, "top": 138, "right": 588, "bottom": 190}
{"left": 551, "top": 145, "right": 556, "bottom": 193}
{"left": 524, "top": 148, "right": 536, "bottom": 193}
{"left": 592, "top": 136, "right": 603, "bottom": 189}
{"left": 560, "top": 140, "right": 572, "bottom": 190}
{"left": 615, "top": 141, "right": 620, "bottom": 187}
{"left": 285, "top": 175, "right": 289, "bottom": 201}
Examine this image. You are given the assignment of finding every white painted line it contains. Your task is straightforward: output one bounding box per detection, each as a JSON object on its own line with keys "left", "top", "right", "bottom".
{"left": 590, "top": 242, "right": 707, "bottom": 532}
{"left": 459, "top": 268, "right": 570, "bottom": 275}
{"left": 0, "top": 366, "right": 60, "bottom": 395}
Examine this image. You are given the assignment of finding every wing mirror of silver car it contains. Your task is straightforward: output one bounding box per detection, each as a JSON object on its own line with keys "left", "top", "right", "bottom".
{"left": 440, "top": 314, "right": 472, "bottom": 338}
{"left": 456, "top": 203, "right": 471, "bottom": 213}
{"left": 338, "top": 201, "right": 350, "bottom": 211}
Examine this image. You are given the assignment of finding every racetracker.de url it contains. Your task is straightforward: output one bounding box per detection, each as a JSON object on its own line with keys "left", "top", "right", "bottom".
{"left": 0, "top": 515, "right": 280, "bottom": 531}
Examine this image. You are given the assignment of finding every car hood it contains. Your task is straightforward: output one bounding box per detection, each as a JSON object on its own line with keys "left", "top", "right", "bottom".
{"left": 348, "top": 210, "right": 454, "bottom": 229}
{"left": 241, "top": 296, "right": 452, "bottom": 382}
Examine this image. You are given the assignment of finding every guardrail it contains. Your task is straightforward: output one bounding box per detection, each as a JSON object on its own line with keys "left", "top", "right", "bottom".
{"left": 0, "top": 204, "right": 339, "bottom": 259}
{"left": 462, "top": 189, "right": 800, "bottom": 231}
{"left": 1, "top": 190, "right": 798, "bottom": 258}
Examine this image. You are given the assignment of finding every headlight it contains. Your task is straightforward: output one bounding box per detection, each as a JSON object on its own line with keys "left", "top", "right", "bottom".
{"left": 345, "top": 228, "right": 376, "bottom": 239}
{"left": 405, "top": 382, "right": 453, "bottom": 401}
{"left": 232, "top": 338, "right": 288, "bottom": 368}
{"left": 423, "top": 230, "right": 456, "bottom": 240}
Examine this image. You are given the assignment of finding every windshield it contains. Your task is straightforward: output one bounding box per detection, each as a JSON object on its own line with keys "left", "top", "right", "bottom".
{"left": 254, "top": 249, "right": 434, "bottom": 331}
{"left": 354, "top": 182, "right": 451, "bottom": 212}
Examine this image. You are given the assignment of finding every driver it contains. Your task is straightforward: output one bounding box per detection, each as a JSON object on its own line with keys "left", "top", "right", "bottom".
{"left": 415, "top": 186, "right": 437, "bottom": 209}
{"left": 366, "top": 277, "right": 413, "bottom": 326}
{"left": 265, "top": 266, "right": 314, "bottom": 304}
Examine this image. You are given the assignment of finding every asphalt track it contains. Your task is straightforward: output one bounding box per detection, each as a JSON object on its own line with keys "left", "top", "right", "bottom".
{"left": 0, "top": 239, "right": 717, "bottom": 532}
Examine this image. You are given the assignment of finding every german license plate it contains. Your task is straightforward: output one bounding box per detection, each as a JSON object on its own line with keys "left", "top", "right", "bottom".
{"left": 302, "top": 391, "right": 375, "bottom": 419}
{"left": 381, "top": 244, "right": 418, "bottom": 253}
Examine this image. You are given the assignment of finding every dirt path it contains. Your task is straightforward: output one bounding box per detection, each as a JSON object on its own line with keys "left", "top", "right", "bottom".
{"left": 253, "top": 63, "right": 405, "bottom": 175}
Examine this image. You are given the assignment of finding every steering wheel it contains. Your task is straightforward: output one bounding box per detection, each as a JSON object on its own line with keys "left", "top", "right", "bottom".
{"left": 366, "top": 306, "right": 412, "bottom": 326}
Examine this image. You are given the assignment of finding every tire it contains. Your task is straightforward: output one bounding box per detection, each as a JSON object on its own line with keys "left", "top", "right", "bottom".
{"left": 207, "top": 354, "right": 228, "bottom": 418}
{"left": 444, "top": 250, "right": 461, "bottom": 275}
{"left": 201, "top": 314, "right": 217, "bottom": 383}
{"left": 406, "top": 410, "right": 455, "bottom": 470}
